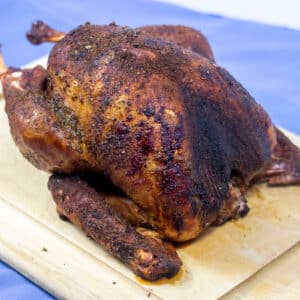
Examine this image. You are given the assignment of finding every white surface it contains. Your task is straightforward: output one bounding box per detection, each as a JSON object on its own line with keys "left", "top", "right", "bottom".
{"left": 157, "top": 0, "right": 300, "bottom": 30}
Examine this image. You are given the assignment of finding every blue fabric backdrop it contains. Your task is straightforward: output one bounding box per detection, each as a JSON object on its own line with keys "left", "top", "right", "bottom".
{"left": 0, "top": 0, "right": 299, "bottom": 298}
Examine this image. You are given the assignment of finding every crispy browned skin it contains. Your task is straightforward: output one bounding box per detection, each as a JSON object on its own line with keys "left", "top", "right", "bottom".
{"left": 2, "top": 23, "right": 278, "bottom": 242}
{"left": 48, "top": 174, "right": 181, "bottom": 280}
{"left": 136, "top": 25, "right": 215, "bottom": 61}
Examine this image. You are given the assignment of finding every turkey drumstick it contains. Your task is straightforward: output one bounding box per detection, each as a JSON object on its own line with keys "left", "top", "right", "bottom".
{"left": 48, "top": 174, "right": 182, "bottom": 281}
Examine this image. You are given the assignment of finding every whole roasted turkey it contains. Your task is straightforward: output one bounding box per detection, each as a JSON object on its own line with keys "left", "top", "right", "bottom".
{"left": 1, "top": 21, "right": 299, "bottom": 281}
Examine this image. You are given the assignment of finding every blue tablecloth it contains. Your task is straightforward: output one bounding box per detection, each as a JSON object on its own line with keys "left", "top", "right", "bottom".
{"left": 0, "top": 0, "right": 299, "bottom": 298}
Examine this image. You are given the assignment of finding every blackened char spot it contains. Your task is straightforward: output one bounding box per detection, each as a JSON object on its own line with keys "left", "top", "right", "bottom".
{"left": 135, "top": 131, "right": 142, "bottom": 140}
{"left": 118, "top": 243, "right": 133, "bottom": 263}
{"left": 174, "top": 115, "right": 184, "bottom": 150}
{"left": 138, "top": 120, "right": 145, "bottom": 127}
{"left": 126, "top": 114, "right": 133, "bottom": 121}
{"left": 116, "top": 123, "right": 130, "bottom": 135}
{"left": 154, "top": 114, "right": 161, "bottom": 122}
{"left": 198, "top": 66, "right": 212, "bottom": 80}
{"left": 174, "top": 125, "right": 183, "bottom": 141}
{"left": 142, "top": 106, "right": 155, "bottom": 117}
{"left": 92, "top": 209, "right": 101, "bottom": 219}
{"left": 161, "top": 122, "right": 174, "bottom": 162}
{"left": 239, "top": 205, "right": 250, "bottom": 217}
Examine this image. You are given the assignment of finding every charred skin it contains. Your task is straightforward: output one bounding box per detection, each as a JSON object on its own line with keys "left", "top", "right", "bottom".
{"left": 3, "top": 23, "right": 277, "bottom": 242}
{"left": 48, "top": 174, "right": 182, "bottom": 281}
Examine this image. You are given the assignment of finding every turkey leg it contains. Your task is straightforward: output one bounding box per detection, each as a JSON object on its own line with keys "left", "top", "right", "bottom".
{"left": 48, "top": 174, "right": 182, "bottom": 281}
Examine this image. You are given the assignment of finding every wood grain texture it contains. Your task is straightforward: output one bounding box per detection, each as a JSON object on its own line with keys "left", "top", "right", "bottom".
{"left": 221, "top": 242, "right": 300, "bottom": 300}
{"left": 0, "top": 57, "right": 299, "bottom": 299}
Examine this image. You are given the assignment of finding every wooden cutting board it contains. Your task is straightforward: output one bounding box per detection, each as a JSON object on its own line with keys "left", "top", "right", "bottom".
{"left": 221, "top": 242, "right": 300, "bottom": 300}
{"left": 0, "top": 57, "right": 300, "bottom": 300}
